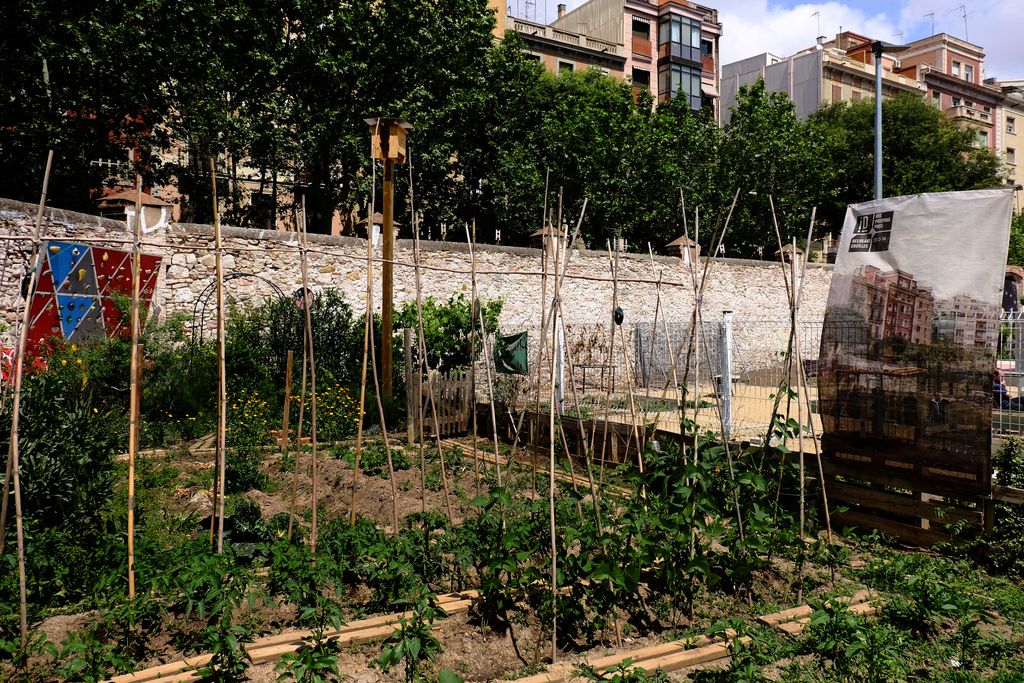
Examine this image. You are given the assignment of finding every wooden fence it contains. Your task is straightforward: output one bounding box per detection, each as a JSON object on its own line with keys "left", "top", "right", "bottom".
{"left": 415, "top": 369, "right": 472, "bottom": 439}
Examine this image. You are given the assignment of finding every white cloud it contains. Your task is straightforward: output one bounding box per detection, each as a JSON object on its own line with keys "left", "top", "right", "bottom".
{"left": 546, "top": 0, "right": 1022, "bottom": 80}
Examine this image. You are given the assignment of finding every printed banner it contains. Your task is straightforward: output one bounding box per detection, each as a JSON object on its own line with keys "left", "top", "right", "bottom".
{"left": 818, "top": 189, "right": 1014, "bottom": 496}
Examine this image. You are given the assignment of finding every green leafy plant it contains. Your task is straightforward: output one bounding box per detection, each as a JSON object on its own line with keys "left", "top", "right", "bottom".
{"left": 377, "top": 586, "right": 447, "bottom": 683}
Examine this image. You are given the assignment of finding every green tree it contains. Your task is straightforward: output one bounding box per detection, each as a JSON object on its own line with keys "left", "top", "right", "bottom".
{"left": 1008, "top": 211, "right": 1024, "bottom": 268}
{"left": 718, "top": 80, "right": 838, "bottom": 258}
{"left": 811, "top": 92, "right": 1005, "bottom": 229}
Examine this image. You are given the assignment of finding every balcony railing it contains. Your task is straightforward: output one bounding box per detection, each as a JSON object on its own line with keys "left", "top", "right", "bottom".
{"left": 946, "top": 105, "right": 993, "bottom": 124}
{"left": 513, "top": 18, "right": 622, "bottom": 56}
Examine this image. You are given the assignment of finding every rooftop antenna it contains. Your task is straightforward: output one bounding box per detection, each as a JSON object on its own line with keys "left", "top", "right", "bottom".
{"left": 811, "top": 10, "right": 820, "bottom": 39}
{"left": 923, "top": 11, "right": 934, "bottom": 35}
{"left": 894, "top": 31, "right": 904, "bottom": 43}
{"left": 951, "top": 4, "right": 971, "bottom": 41}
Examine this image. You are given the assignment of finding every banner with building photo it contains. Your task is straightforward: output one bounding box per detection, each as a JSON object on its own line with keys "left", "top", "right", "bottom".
{"left": 818, "top": 189, "right": 1014, "bottom": 497}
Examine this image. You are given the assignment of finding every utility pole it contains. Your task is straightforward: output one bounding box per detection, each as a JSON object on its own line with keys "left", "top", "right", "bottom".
{"left": 365, "top": 117, "right": 413, "bottom": 398}
{"left": 872, "top": 41, "right": 884, "bottom": 201}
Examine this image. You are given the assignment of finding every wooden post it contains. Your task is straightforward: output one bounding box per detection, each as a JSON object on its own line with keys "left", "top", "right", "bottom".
{"left": 366, "top": 117, "right": 411, "bottom": 399}
{"left": 405, "top": 328, "right": 415, "bottom": 447}
{"left": 382, "top": 156, "right": 394, "bottom": 398}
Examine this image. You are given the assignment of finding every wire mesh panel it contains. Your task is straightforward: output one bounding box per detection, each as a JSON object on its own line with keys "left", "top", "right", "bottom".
{"left": 994, "top": 311, "right": 1024, "bottom": 437}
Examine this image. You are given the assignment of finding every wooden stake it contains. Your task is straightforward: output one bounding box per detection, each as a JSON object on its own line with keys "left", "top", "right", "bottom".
{"left": 126, "top": 173, "right": 145, "bottom": 597}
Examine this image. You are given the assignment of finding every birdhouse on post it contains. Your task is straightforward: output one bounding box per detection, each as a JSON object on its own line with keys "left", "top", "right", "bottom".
{"left": 364, "top": 117, "right": 413, "bottom": 399}
{"left": 365, "top": 117, "right": 412, "bottom": 164}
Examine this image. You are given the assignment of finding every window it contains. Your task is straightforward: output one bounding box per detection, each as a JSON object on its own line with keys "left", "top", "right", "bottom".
{"left": 964, "top": 64, "right": 974, "bottom": 82}
{"left": 932, "top": 90, "right": 941, "bottom": 107}
{"left": 951, "top": 60, "right": 961, "bottom": 76}
{"left": 976, "top": 130, "right": 989, "bottom": 148}
{"left": 952, "top": 96, "right": 962, "bottom": 107}
{"left": 657, "top": 62, "right": 702, "bottom": 109}
{"left": 558, "top": 61, "right": 574, "bottom": 73}
{"left": 631, "top": 16, "right": 649, "bottom": 38}
{"left": 700, "top": 39, "right": 713, "bottom": 56}
{"left": 525, "top": 53, "right": 540, "bottom": 62}
{"left": 631, "top": 67, "right": 650, "bottom": 87}
{"left": 1008, "top": 148, "right": 1017, "bottom": 165}
{"left": 658, "top": 14, "right": 701, "bottom": 62}
{"left": 1009, "top": 117, "right": 1017, "bottom": 134}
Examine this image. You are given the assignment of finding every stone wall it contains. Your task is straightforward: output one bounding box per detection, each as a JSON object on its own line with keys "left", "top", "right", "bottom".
{"left": 0, "top": 197, "right": 833, "bottom": 373}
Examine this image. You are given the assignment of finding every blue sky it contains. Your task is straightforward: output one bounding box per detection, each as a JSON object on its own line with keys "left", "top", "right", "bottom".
{"left": 521, "top": 0, "right": 1022, "bottom": 78}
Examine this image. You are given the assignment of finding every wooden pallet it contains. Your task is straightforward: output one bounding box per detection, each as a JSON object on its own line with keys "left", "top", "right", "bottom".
{"left": 757, "top": 589, "right": 876, "bottom": 636}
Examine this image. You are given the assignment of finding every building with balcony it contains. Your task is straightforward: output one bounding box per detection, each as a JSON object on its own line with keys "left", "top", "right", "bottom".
{"left": 892, "top": 33, "right": 1003, "bottom": 154}
{"left": 502, "top": 0, "right": 722, "bottom": 117}
{"left": 509, "top": 10, "right": 626, "bottom": 78}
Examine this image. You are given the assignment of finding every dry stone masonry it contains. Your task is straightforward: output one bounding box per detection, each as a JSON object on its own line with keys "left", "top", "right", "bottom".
{"left": 0, "top": 197, "right": 833, "bottom": 373}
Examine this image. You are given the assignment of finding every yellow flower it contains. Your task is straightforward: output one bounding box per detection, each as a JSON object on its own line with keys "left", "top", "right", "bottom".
{"left": 75, "top": 358, "right": 82, "bottom": 366}
{"left": 70, "top": 344, "right": 77, "bottom": 353}
{"left": 60, "top": 359, "right": 68, "bottom": 366}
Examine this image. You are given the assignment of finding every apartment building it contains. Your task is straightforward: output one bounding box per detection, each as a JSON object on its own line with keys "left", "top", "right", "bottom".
{"left": 994, "top": 80, "right": 1023, "bottom": 191}
{"left": 721, "top": 32, "right": 925, "bottom": 124}
{"left": 891, "top": 33, "right": 1003, "bottom": 154}
{"left": 722, "top": 31, "right": 1009, "bottom": 158}
{"left": 504, "top": 0, "right": 722, "bottom": 116}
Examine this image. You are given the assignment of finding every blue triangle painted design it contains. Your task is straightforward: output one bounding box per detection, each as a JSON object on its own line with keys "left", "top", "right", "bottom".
{"left": 47, "top": 241, "right": 90, "bottom": 291}
{"left": 55, "top": 293, "right": 97, "bottom": 338}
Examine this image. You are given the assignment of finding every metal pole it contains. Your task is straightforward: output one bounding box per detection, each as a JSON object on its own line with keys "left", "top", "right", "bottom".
{"left": 721, "top": 311, "right": 733, "bottom": 443}
{"left": 872, "top": 40, "right": 884, "bottom": 201}
{"left": 382, "top": 157, "right": 395, "bottom": 398}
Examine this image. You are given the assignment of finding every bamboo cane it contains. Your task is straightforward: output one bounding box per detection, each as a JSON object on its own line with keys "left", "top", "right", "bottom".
{"left": 351, "top": 223, "right": 373, "bottom": 527}
{"left": 406, "top": 150, "right": 455, "bottom": 525}
{"left": 467, "top": 222, "right": 481, "bottom": 498}
{"left": 286, "top": 343, "right": 307, "bottom": 542}
{"left": 546, "top": 228, "right": 561, "bottom": 665}
{"left": 298, "top": 197, "right": 320, "bottom": 552}
{"left": 280, "top": 350, "right": 294, "bottom": 457}
{"left": 1, "top": 149, "right": 54, "bottom": 646}
{"left": 211, "top": 159, "right": 228, "bottom": 555}
{"left": 126, "top": 174, "right": 144, "bottom": 597}
{"left": 365, "top": 285, "right": 400, "bottom": 532}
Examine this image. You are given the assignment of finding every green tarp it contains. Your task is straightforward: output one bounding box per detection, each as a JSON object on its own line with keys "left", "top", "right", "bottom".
{"left": 494, "top": 331, "right": 528, "bottom": 375}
